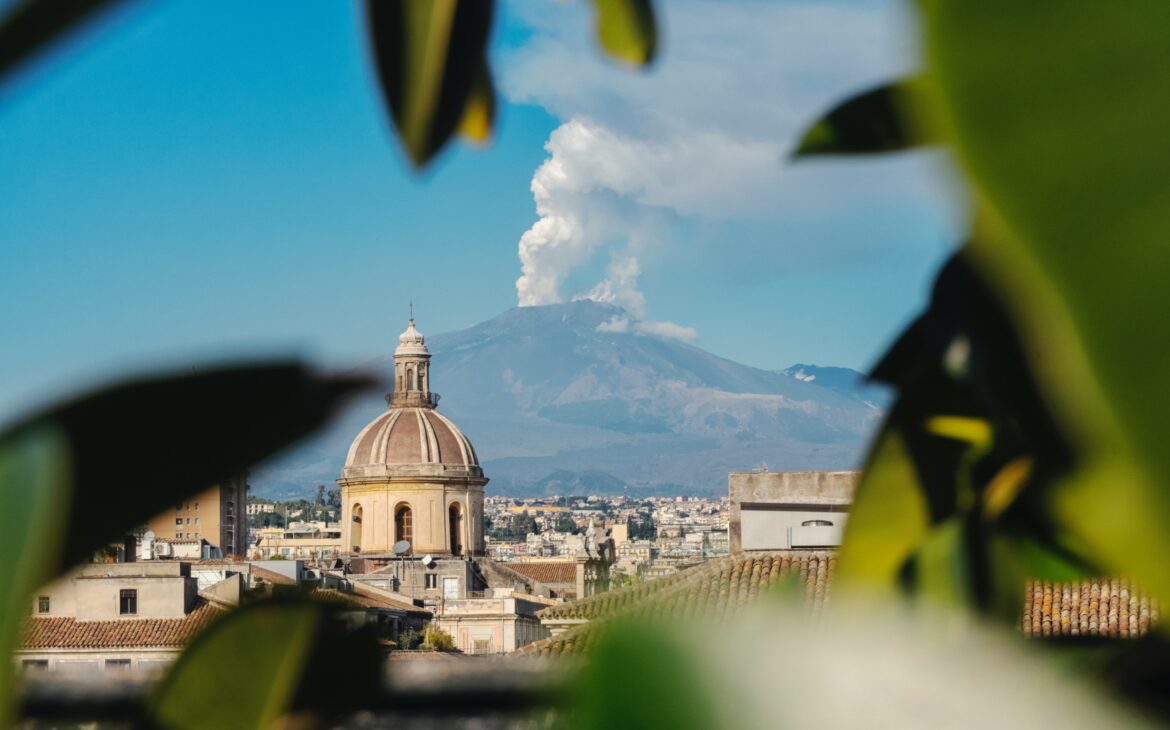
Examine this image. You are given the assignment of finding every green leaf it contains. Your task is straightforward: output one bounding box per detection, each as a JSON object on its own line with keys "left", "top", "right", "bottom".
{"left": 921, "top": 0, "right": 1170, "bottom": 599}
{"left": 836, "top": 429, "right": 929, "bottom": 591}
{"left": 0, "top": 0, "right": 127, "bottom": 87}
{"left": 3, "top": 362, "right": 372, "bottom": 571}
{"left": 0, "top": 426, "right": 70, "bottom": 725}
{"left": 593, "top": 0, "right": 657, "bottom": 67}
{"left": 151, "top": 600, "right": 322, "bottom": 729}
{"left": 572, "top": 619, "right": 714, "bottom": 730}
{"left": 793, "top": 80, "right": 925, "bottom": 157}
{"left": 366, "top": 0, "right": 495, "bottom": 168}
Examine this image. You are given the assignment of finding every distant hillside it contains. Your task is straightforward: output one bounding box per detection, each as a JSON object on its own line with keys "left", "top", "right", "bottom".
{"left": 251, "top": 301, "right": 889, "bottom": 498}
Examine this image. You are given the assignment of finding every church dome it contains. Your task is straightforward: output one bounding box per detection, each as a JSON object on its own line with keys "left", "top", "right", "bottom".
{"left": 341, "top": 315, "right": 484, "bottom": 482}
{"left": 344, "top": 407, "right": 481, "bottom": 477}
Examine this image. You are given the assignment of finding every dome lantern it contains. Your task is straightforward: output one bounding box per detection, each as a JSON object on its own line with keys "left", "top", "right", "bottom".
{"left": 389, "top": 317, "right": 438, "bottom": 408}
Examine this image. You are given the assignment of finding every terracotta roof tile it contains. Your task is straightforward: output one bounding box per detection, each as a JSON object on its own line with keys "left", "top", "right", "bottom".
{"left": 505, "top": 563, "right": 578, "bottom": 585}
{"left": 1021, "top": 579, "right": 1158, "bottom": 638}
{"left": 20, "top": 602, "right": 224, "bottom": 650}
{"left": 522, "top": 551, "right": 835, "bottom": 657}
{"left": 522, "top": 556, "right": 1161, "bottom": 658}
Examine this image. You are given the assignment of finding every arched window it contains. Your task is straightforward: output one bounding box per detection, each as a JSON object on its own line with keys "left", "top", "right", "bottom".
{"left": 406, "top": 367, "right": 414, "bottom": 391}
{"left": 351, "top": 504, "right": 363, "bottom": 553}
{"left": 449, "top": 503, "right": 463, "bottom": 556}
{"left": 395, "top": 504, "right": 413, "bottom": 549}
{"left": 417, "top": 367, "right": 424, "bottom": 391}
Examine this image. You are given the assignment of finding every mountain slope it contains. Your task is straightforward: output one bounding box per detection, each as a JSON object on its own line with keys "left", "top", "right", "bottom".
{"left": 251, "top": 301, "right": 888, "bottom": 498}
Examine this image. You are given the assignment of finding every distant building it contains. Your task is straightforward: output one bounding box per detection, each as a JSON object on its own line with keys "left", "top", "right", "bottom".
{"left": 15, "top": 562, "right": 225, "bottom": 676}
{"left": 246, "top": 502, "right": 276, "bottom": 516}
{"left": 253, "top": 521, "right": 343, "bottom": 560}
{"left": 146, "top": 476, "right": 247, "bottom": 557}
{"left": 728, "top": 470, "right": 858, "bottom": 552}
{"left": 436, "top": 592, "right": 552, "bottom": 654}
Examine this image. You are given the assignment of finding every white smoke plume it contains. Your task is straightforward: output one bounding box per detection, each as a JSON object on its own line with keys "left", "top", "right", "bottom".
{"left": 507, "top": 0, "right": 941, "bottom": 344}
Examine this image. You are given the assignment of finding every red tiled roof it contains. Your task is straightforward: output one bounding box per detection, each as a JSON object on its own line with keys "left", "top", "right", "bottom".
{"left": 520, "top": 551, "right": 834, "bottom": 657}
{"left": 20, "top": 602, "right": 224, "bottom": 650}
{"left": 1022, "top": 579, "right": 1160, "bottom": 638}
{"left": 313, "top": 588, "right": 431, "bottom": 616}
{"left": 505, "top": 563, "right": 578, "bottom": 586}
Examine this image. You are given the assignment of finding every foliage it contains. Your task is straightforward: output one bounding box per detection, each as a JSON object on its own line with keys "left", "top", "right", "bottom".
{"left": 0, "top": 364, "right": 369, "bottom": 724}
{"left": 555, "top": 514, "right": 580, "bottom": 535}
{"left": 420, "top": 625, "right": 456, "bottom": 652}
{"left": 627, "top": 513, "right": 656, "bottom": 541}
{"left": 152, "top": 598, "right": 383, "bottom": 729}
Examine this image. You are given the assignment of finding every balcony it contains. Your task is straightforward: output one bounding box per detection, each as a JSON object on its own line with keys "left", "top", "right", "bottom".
{"left": 385, "top": 391, "right": 441, "bottom": 408}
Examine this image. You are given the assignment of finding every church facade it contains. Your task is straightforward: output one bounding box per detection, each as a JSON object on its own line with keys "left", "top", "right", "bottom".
{"left": 338, "top": 318, "right": 487, "bottom": 557}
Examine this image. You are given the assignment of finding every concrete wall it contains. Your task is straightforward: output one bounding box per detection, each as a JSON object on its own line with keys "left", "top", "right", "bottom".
{"left": 15, "top": 647, "right": 180, "bottom": 677}
{"left": 728, "top": 471, "right": 858, "bottom": 552}
{"left": 31, "top": 563, "right": 196, "bottom": 621}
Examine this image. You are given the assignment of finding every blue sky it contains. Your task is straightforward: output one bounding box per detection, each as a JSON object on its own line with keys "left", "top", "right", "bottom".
{"left": 0, "top": 0, "right": 963, "bottom": 418}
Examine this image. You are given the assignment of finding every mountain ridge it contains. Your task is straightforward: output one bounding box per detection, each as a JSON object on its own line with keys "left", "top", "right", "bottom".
{"left": 251, "top": 301, "right": 887, "bottom": 499}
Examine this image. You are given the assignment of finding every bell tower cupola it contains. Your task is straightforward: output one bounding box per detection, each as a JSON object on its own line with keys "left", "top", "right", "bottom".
{"left": 389, "top": 315, "right": 438, "bottom": 408}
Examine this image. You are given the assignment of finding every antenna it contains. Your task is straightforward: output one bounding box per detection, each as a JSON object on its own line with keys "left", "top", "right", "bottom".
{"left": 409, "top": 300, "right": 414, "bottom": 320}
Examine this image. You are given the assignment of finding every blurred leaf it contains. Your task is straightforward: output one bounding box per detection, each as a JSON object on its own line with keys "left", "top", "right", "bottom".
{"left": 572, "top": 619, "right": 713, "bottom": 730}
{"left": 593, "top": 0, "right": 656, "bottom": 67}
{"left": 153, "top": 601, "right": 319, "bottom": 730}
{"left": 0, "top": 426, "right": 70, "bottom": 725}
{"left": 926, "top": 415, "right": 993, "bottom": 448}
{"left": 836, "top": 429, "right": 929, "bottom": 590}
{"left": 458, "top": 57, "right": 494, "bottom": 143}
{"left": 922, "top": 0, "right": 1170, "bottom": 598}
{"left": 149, "top": 598, "right": 379, "bottom": 730}
{"left": 983, "top": 456, "right": 1032, "bottom": 521}
{"left": 1, "top": 362, "right": 372, "bottom": 571}
{"left": 152, "top": 598, "right": 383, "bottom": 728}
{"left": 0, "top": 0, "right": 127, "bottom": 87}
{"left": 366, "top": 0, "right": 495, "bottom": 167}
{"left": 794, "top": 80, "right": 925, "bottom": 157}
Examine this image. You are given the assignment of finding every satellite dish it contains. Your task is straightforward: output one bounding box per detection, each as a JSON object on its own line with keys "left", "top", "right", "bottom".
{"left": 392, "top": 540, "right": 411, "bottom": 556}
{"left": 421, "top": 554, "right": 437, "bottom": 569}
{"left": 143, "top": 530, "right": 155, "bottom": 541}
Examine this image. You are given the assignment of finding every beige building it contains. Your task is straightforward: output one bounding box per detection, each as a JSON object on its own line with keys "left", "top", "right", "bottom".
{"left": 436, "top": 593, "right": 551, "bottom": 654}
{"left": 339, "top": 318, "right": 486, "bottom": 557}
{"left": 16, "top": 562, "right": 223, "bottom": 676}
{"left": 146, "top": 476, "right": 247, "bottom": 557}
{"left": 728, "top": 470, "right": 858, "bottom": 552}
{"left": 254, "top": 522, "right": 343, "bottom": 560}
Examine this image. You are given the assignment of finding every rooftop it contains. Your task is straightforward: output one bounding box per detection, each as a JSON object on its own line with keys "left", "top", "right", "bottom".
{"left": 522, "top": 551, "right": 834, "bottom": 657}
{"left": 20, "top": 601, "right": 224, "bottom": 650}
{"left": 505, "top": 562, "right": 577, "bottom": 586}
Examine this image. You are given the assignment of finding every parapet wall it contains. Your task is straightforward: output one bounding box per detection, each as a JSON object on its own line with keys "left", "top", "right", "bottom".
{"left": 728, "top": 471, "right": 859, "bottom": 553}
